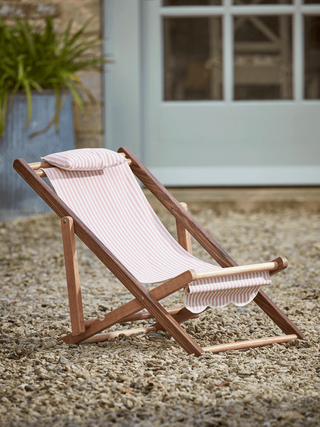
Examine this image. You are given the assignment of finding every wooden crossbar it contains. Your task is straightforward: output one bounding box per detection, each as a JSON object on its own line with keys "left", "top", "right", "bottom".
{"left": 203, "top": 334, "right": 298, "bottom": 354}
{"left": 192, "top": 262, "right": 278, "bottom": 281}
{"left": 83, "top": 326, "right": 158, "bottom": 343}
{"left": 29, "top": 161, "right": 52, "bottom": 170}
{"left": 84, "top": 331, "right": 298, "bottom": 350}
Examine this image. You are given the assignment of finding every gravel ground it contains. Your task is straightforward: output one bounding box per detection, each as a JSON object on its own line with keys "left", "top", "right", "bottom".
{"left": 0, "top": 207, "right": 319, "bottom": 427}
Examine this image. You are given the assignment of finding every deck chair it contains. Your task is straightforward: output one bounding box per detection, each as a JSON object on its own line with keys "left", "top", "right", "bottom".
{"left": 13, "top": 148, "right": 306, "bottom": 356}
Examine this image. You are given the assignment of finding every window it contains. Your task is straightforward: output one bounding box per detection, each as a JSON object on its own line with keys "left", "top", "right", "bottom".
{"left": 162, "top": 0, "right": 320, "bottom": 101}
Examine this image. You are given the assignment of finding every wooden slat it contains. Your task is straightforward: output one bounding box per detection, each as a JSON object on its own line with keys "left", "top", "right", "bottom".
{"left": 82, "top": 306, "right": 186, "bottom": 329}
{"left": 118, "top": 152, "right": 132, "bottom": 165}
{"left": 255, "top": 256, "right": 306, "bottom": 339}
{"left": 83, "top": 326, "right": 158, "bottom": 343}
{"left": 120, "top": 306, "right": 184, "bottom": 322}
{"left": 61, "top": 216, "right": 85, "bottom": 335}
{"left": 28, "top": 161, "right": 52, "bottom": 178}
{"left": 203, "top": 334, "right": 298, "bottom": 354}
{"left": 254, "top": 290, "right": 306, "bottom": 339}
{"left": 62, "top": 299, "right": 144, "bottom": 344}
{"left": 150, "top": 270, "right": 194, "bottom": 300}
{"left": 118, "top": 147, "right": 307, "bottom": 341}
{"left": 176, "top": 202, "right": 192, "bottom": 254}
{"left": 28, "top": 161, "right": 52, "bottom": 170}
{"left": 193, "top": 261, "right": 278, "bottom": 281}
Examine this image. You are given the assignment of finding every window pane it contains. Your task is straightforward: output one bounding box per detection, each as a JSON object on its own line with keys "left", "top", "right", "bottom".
{"left": 163, "top": 18, "right": 223, "bottom": 100}
{"left": 304, "top": 0, "right": 320, "bottom": 4}
{"left": 234, "top": 15, "right": 293, "bottom": 100}
{"left": 234, "top": 0, "right": 292, "bottom": 5}
{"left": 305, "top": 16, "right": 320, "bottom": 99}
{"left": 163, "top": 1, "right": 221, "bottom": 6}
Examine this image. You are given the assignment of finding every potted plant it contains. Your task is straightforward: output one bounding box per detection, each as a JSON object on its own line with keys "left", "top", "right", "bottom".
{"left": 0, "top": 17, "right": 104, "bottom": 220}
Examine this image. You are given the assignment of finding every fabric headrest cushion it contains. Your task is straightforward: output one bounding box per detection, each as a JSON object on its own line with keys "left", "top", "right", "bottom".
{"left": 42, "top": 148, "right": 126, "bottom": 171}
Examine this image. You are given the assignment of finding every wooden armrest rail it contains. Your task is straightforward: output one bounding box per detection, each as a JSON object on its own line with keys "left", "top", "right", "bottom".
{"left": 191, "top": 261, "right": 278, "bottom": 281}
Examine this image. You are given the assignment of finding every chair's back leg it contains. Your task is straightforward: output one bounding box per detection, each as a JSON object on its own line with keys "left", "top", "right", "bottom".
{"left": 61, "top": 216, "right": 85, "bottom": 335}
{"left": 176, "top": 202, "right": 192, "bottom": 254}
{"left": 175, "top": 202, "right": 206, "bottom": 326}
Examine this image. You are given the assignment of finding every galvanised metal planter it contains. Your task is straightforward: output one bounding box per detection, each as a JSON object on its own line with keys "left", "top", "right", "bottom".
{"left": 0, "top": 90, "right": 75, "bottom": 221}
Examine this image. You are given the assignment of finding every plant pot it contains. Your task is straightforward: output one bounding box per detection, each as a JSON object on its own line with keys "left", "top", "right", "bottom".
{"left": 0, "top": 90, "right": 75, "bottom": 221}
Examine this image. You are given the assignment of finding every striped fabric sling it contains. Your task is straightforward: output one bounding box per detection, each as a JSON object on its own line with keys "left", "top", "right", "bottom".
{"left": 42, "top": 148, "right": 271, "bottom": 314}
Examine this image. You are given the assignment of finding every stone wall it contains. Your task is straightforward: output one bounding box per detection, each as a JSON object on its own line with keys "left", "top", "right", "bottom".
{"left": 0, "top": 0, "right": 104, "bottom": 149}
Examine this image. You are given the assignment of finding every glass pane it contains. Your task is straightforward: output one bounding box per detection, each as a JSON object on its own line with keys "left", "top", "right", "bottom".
{"left": 163, "top": 1, "right": 221, "bottom": 6}
{"left": 305, "top": 16, "right": 320, "bottom": 98}
{"left": 234, "top": 0, "right": 292, "bottom": 5}
{"left": 234, "top": 15, "right": 293, "bottom": 100}
{"left": 163, "top": 18, "right": 223, "bottom": 100}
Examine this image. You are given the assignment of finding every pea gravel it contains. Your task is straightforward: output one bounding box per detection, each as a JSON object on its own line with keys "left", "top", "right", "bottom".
{"left": 0, "top": 207, "right": 319, "bottom": 427}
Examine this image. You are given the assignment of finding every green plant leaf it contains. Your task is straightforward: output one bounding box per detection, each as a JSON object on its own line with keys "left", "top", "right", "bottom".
{"left": 0, "top": 16, "right": 105, "bottom": 137}
{"left": 23, "top": 80, "right": 32, "bottom": 130}
{"left": 9, "top": 81, "right": 21, "bottom": 110}
{"left": 0, "top": 93, "right": 8, "bottom": 138}
{"left": 54, "top": 86, "right": 60, "bottom": 131}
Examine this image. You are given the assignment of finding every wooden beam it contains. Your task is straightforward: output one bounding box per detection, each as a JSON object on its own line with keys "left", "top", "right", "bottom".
{"left": 254, "top": 290, "right": 306, "bottom": 339}
{"left": 193, "top": 261, "right": 278, "bottom": 281}
{"left": 203, "top": 334, "right": 298, "bottom": 354}
{"left": 120, "top": 306, "right": 184, "bottom": 322}
{"left": 28, "top": 161, "right": 52, "bottom": 170}
{"left": 61, "top": 216, "right": 85, "bottom": 335}
{"left": 83, "top": 326, "right": 158, "bottom": 343}
{"left": 176, "top": 202, "right": 193, "bottom": 254}
{"left": 62, "top": 298, "right": 144, "bottom": 344}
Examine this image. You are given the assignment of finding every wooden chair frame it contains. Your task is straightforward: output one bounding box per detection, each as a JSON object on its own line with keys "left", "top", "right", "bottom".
{"left": 13, "top": 147, "right": 306, "bottom": 356}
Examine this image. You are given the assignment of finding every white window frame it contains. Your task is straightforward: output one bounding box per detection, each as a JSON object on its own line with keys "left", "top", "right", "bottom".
{"left": 160, "top": 2, "right": 320, "bottom": 103}
{"left": 103, "top": 0, "right": 143, "bottom": 157}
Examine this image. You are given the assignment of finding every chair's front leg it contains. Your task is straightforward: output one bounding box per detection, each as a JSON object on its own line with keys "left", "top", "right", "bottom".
{"left": 61, "top": 216, "right": 85, "bottom": 335}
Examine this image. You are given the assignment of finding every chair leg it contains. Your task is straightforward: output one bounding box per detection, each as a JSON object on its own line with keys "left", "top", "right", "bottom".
{"left": 254, "top": 290, "right": 306, "bottom": 339}
{"left": 176, "top": 202, "right": 192, "bottom": 254}
{"left": 61, "top": 216, "right": 85, "bottom": 335}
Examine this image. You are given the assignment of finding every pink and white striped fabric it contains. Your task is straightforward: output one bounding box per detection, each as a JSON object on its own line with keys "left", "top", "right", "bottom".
{"left": 44, "top": 149, "right": 271, "bottom": 313}
{"left": 42, "top": 148, "right": 126, "bottom": 171}
{"left": 185, "top": 271, "right": 270, "bottom": 313}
